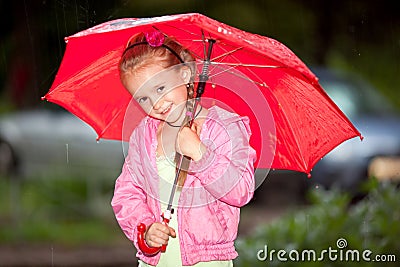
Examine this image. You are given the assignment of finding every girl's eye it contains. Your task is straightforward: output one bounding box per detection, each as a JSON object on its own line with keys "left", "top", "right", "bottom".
{"left": 156, "top": 86, "right": 165, "bottom": 93}
{"left": 137, "top": 97, "right": 148, "bottom": 104}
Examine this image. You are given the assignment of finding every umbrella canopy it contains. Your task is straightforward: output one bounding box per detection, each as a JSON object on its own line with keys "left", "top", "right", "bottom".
{"left": 43, "top": 13, "right": 361, "bottom": 175}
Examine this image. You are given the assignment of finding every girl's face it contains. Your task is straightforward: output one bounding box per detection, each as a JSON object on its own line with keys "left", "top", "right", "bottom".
{"left": 123, "top": 62, "right": 191, "bottom": 124}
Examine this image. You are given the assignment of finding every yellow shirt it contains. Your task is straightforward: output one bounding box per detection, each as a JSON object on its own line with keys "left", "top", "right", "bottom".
{"left": 139, "top": 156, "right": 233, "bottom": 267}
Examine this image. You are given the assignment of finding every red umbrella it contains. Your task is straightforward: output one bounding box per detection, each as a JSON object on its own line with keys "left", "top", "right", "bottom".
{"left": 43, "top": 12, "right": 361, "bottom": 175}
{"left": 43, "top": 12, "right": 362, "bottom": 256}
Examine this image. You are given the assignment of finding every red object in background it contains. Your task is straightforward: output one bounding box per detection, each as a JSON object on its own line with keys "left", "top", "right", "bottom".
{"left": 42, "top": 13, "right": 361, "bottom": 175}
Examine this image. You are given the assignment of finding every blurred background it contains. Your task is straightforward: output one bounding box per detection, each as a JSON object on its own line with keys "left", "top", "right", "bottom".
{"left": 0, "top": 1, "right": 399, "bottom": 266}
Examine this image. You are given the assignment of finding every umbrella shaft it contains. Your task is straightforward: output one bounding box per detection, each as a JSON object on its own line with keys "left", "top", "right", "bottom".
{"left": 196, "top": 39, "right": 215, "bottom": 96}
{"left": 166, "top": 98, "right": 201, "bottom": 212}
{"left": 167, "top": 153, "right": 184, "bottom": 211}
{"left": 166, "top": 39, "right": 216, "bottom": 212}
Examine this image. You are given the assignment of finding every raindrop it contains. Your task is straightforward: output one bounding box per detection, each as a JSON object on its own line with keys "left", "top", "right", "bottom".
{"left": 51, "top": 246, "right": 54, "bottom": 266}
{"left": 65, "top": 144, "right": 69, "bottom": 164}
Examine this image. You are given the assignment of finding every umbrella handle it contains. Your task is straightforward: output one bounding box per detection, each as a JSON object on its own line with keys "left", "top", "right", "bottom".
{"left": 137, "top": 212, "right": 171, "bottom": 256}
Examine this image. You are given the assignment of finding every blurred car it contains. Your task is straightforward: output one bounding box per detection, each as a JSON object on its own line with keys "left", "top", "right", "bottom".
{"left": 310, "top": 67, "right": 400, "bottom": 191}
{"left": 0, "top": 105, "right": 125, "bottom": 179}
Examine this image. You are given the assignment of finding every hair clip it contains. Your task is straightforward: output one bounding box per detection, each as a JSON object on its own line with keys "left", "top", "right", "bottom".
{"left": 144, "top": 30, "right": 165, "bottom": 47}
{"left": 122, "top": 30, "right": 184, "bottom": 63}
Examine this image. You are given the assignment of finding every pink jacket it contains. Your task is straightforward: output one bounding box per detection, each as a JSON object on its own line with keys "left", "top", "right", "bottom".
{"left": 111, "top": 106, "right": 256, "bottom": 266}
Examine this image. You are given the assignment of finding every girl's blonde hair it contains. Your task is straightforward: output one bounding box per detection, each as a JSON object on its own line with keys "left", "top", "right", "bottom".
{"left": 119, "top": 32, "right": 195, "bottom": 83}
{"left": 119, "top": 32, "right": 196, "bottom": 187}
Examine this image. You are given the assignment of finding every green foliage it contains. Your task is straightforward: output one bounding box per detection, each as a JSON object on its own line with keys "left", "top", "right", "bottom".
{"left": 0, "top": 175, "right": 122, "bottom": 246}
{"left": 235, "top": 179, "right": 400, "bottom": 267}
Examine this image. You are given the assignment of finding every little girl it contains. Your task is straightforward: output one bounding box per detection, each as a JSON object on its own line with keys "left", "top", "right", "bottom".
{"left": 111, "top": 31, "right": 256, "bottom": 267}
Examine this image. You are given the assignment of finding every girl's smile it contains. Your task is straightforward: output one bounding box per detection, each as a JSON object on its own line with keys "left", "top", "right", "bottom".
{"left": 160, "top": 103, "right": 173, "bottom": 115}
{"left": 123, "top": 62, "right": 190, "bottom": 124}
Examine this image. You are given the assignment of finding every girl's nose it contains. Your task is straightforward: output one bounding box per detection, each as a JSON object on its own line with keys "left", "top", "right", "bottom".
{"left": 152, "top": 98, "right": 163, "bottom": 111}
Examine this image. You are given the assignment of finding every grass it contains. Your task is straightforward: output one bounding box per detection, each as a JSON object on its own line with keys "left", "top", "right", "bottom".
{"left": 0, "top": 174, "right": 125, "bottom": 246}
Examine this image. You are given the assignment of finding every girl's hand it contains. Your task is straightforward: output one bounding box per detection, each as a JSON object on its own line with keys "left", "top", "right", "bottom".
{"left": 176, "top": 122, "right": 206, "bottom": 161}
{"left": 145, "top": 222, "right": 176, "bottom": 248}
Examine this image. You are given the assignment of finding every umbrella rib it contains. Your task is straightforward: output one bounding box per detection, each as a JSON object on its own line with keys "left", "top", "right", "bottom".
{"left": 206, "top": 40, "right": 247, "bottom": 84}
{"left": 208, "top": 63, "right": 269, "bottom": 88}
{"left": 159, "top": 24, "right": 216, "bottom": 61}
{"left": 279, "top": 105, "right": 309, "bottom": 173}
{"left": 207, "top": 46, "right": 244, "bottom": 79}
{"left": 161, "top": 23, "right": 202, "bottom": 38}
{"left": 211, "top": 39, "right": 288, "bottom": 87}
{"left": 155, "top": 25, "right": 204, "bottom": 60}
{"left": 211, "top": 62, "right": 282, "bottom": 68}
{"left": 210, "top": 61, "right": 308, "bottom": 171}
{"left": 208, "top": 40, "right": 270, "bottom": 86}
{"left": 211, "top": 47, "right": 244, "bottom": 61}
{"left": 201, "top": 30, "right": 207, "bottom": 60}
{"left": 98, "top": 107, "right": 125, "bottom": 141}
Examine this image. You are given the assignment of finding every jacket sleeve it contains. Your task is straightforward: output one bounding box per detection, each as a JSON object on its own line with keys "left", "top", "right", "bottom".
{"left": 111, "top": 131, "right": 156, "bottom": 248}
{"left": 190, "top": 116, "right": 257, "bottom": 207}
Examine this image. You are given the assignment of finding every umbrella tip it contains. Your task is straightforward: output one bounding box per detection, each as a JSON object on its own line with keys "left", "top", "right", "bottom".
{"left": 307, "top": 172, "right": 312, "bottom": 179}
{"left": 41, "top": 96, "right": 47, "bottom": 101}
{"left": 359, "top": 135, "right": 364, "bottom": 141}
